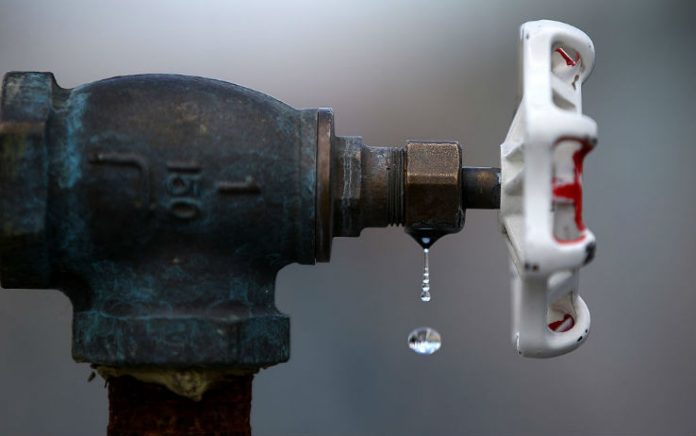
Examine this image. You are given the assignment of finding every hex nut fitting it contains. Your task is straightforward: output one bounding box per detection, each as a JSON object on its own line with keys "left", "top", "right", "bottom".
{"left": 404, "top": 140, "right": 463, "bottom": 236}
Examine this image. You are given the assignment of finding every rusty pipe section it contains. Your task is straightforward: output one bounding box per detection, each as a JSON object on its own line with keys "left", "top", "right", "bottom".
{"left": 108, "top": 374, "right": 252, "bottom": 436}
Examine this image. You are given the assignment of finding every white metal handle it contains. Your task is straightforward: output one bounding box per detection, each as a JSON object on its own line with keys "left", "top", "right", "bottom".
{"left": 500, "top": 20, "right": 598, "bottom": 358}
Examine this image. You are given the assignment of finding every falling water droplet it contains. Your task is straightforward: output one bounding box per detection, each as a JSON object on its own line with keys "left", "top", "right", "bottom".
{"left": 420, "top": 248, "right": 431, "bottom": 302}
{"left": 408, "top": 327, "right": 442, "bottom": 355}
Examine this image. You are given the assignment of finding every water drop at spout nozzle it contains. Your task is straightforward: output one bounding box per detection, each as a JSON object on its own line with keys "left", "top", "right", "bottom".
{"left": 420, "top": 248, "right": 431, "bottom": 302}
{"left": 408, "top": 228, "right": 446, "bottom": 250}
{"left": 408, "top": 327, "right": 442, "bottom": 355}
{"left": 408, "top": 229, "right": 446, "bottom": 302}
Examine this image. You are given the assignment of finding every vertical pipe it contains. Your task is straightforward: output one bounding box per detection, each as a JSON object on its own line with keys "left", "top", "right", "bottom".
{"left": 107, "top": 375, "right": 253, "bottom": 436}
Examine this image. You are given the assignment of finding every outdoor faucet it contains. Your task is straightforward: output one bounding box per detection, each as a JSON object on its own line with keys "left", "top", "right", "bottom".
{"left": 0, "top": 19, "right": 597, "bottom": 435}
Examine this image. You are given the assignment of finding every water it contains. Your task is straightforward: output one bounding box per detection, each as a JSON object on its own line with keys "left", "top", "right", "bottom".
{"left": 420, "top": 248, "right": 431, "bottom": 302}
{"left": 408, "top": 327, "right": 442, "bottom": 355}
{"left": 407, "top": 231, "right": 445, "bottom": 354}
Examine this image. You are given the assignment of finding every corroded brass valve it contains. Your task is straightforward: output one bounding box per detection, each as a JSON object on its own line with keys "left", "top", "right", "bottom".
{"left": 0, "top": 72, "right": 498, "bottom": 373}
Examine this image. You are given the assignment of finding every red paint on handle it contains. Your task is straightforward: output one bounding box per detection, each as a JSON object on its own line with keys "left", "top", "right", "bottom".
{"left": 548, "top": 313, "right": 575, "bottom": 332}
{"left": 553, "top": 139, "right": 594, "bottom": 234}
{"left": 554, "top": 48, "right": 580, "bottom": 67}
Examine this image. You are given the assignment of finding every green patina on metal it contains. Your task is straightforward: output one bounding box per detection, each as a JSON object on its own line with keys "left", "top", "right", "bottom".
{"left": 0, "top": 72, "right": 499, "bottom": 372}
{"left": 0, "top": 72, "right": 320, "bottom": 369}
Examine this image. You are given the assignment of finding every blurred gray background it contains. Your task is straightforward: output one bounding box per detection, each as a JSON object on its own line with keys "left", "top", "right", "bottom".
{"left": 1, "top": 0, "right": 695, "bottom": 435}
